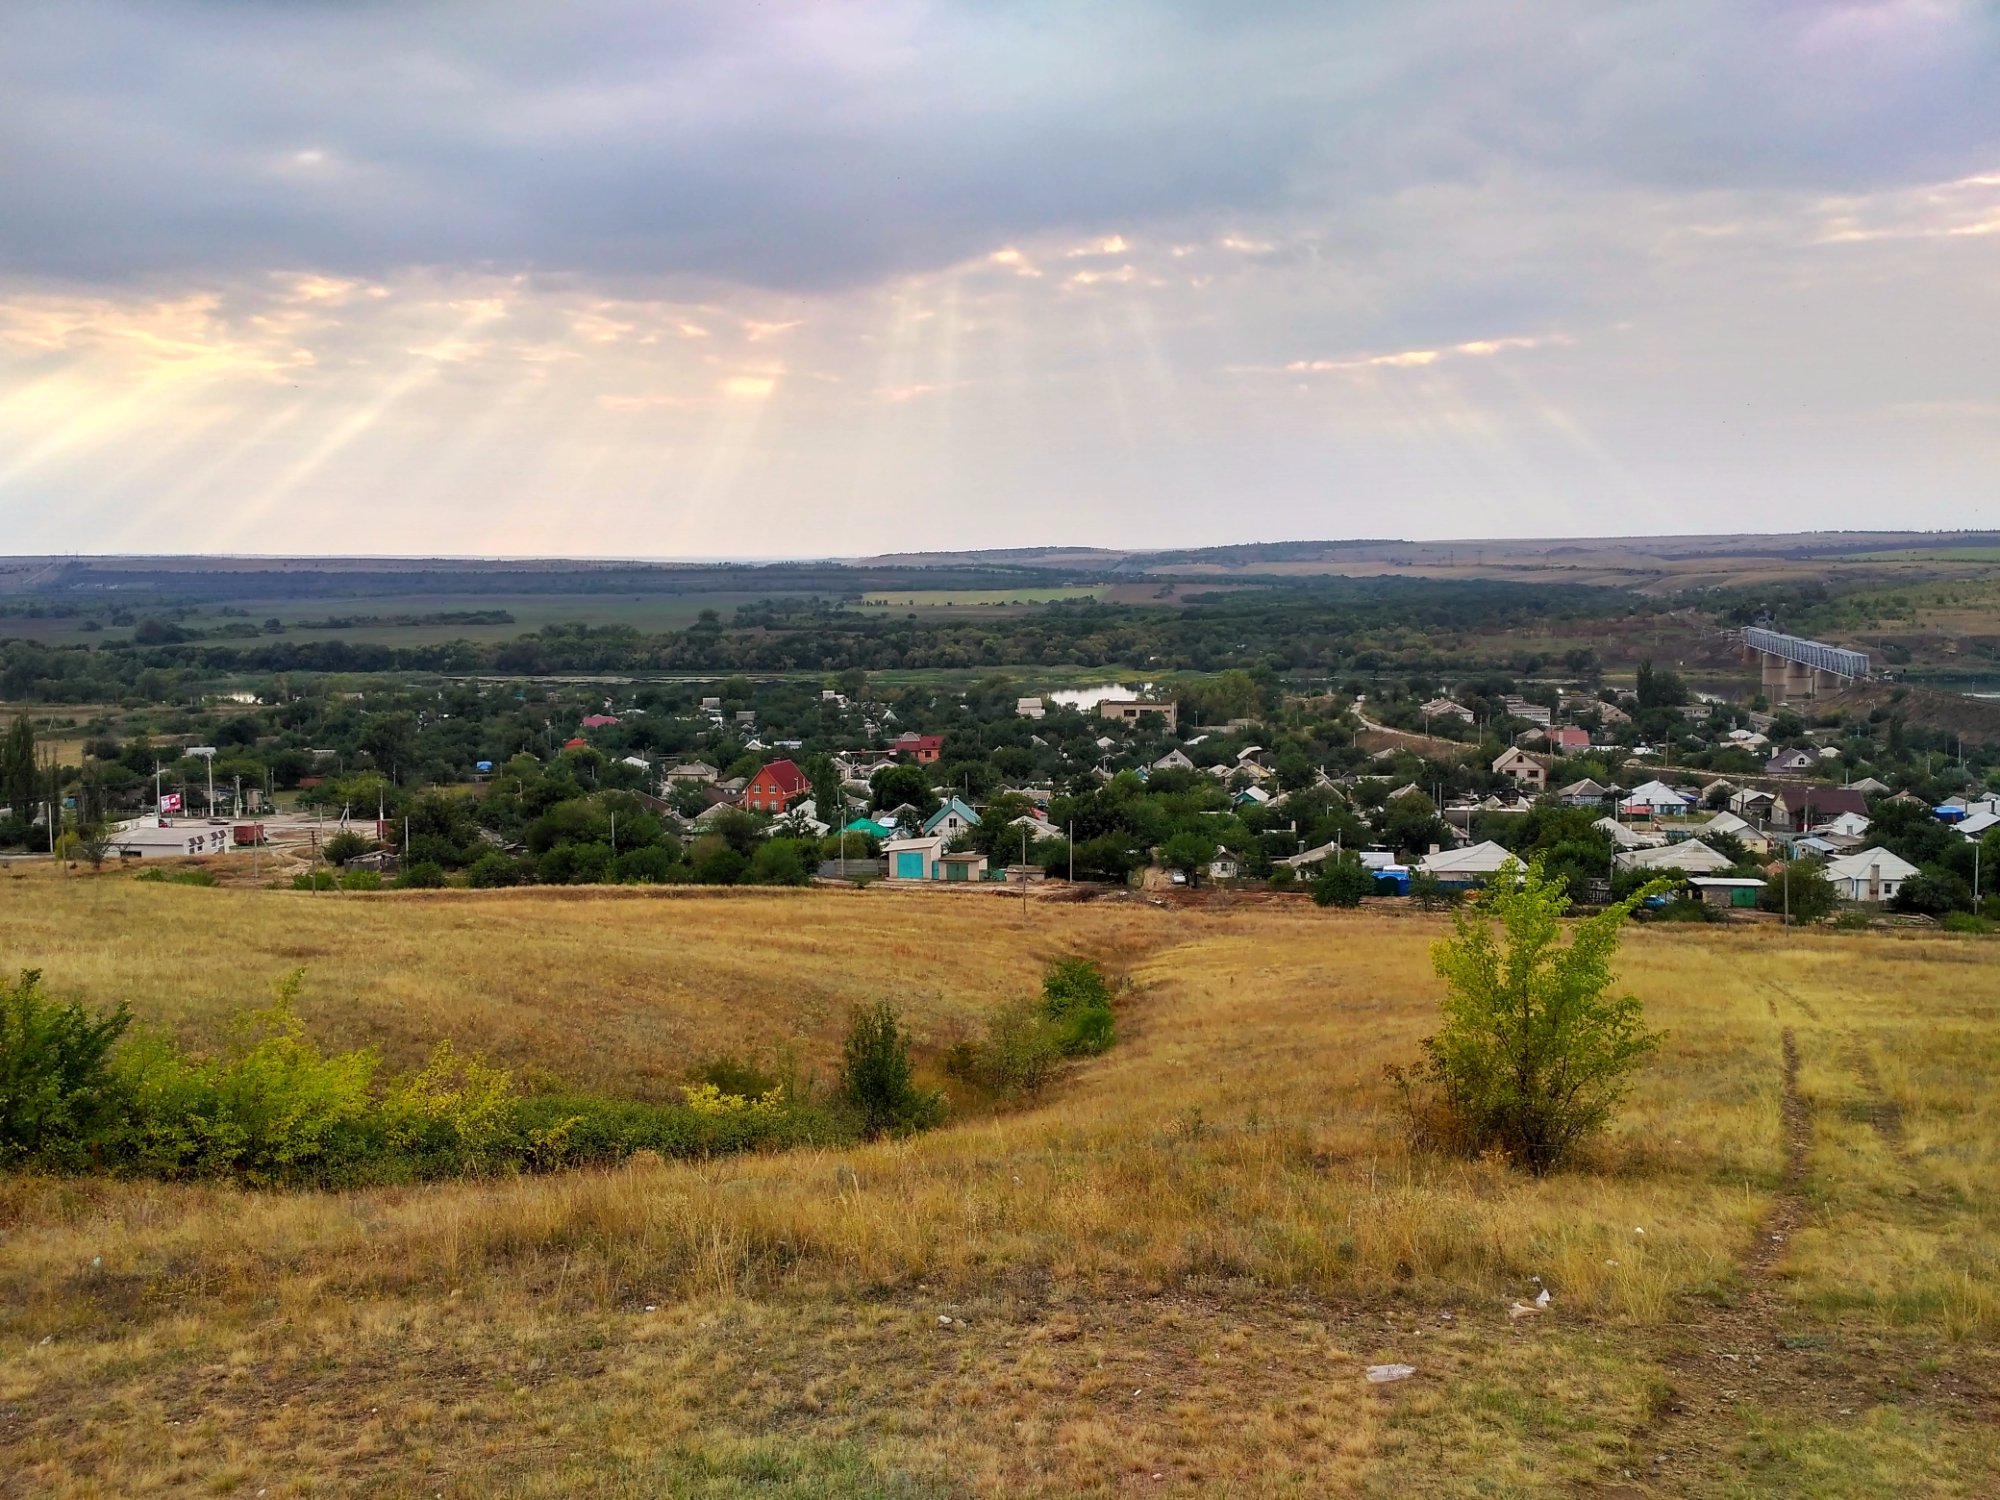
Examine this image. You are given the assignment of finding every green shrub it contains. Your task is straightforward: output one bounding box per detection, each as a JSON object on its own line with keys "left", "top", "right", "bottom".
{"left": 946, "top": 1000, "right": 1064, "bottom": 1099}
{"left": 135, "top": 866, "right": 218, "bottom": 887}
{"left": 0, "top": 970, "right": 130, "bottom": 1169}
{"left": 1040, "top": 956, "right": 1116, "bottom": 1056}
{"left": 292, "top": 869, "right": 339, "bottom": 891}
{"left": 1399, "top": 857, "right": 1666, "bottom": 1174}
{"left": 466, "top": 851, "right": 523, "bottom": 888}
{"left": 1266, "top": 865, "right": 1296, "bottom": 889}
{"left": 207, "top": 973, "right": 382, "bottom": 1184}
{"left": 339, "top": 869, "right": 383, "bottom": 892}
{"left": 1941, "top": 912, "right": 1994, "bottom": 935}
{"left": 1409, "top": 871, "right": 1462, "bottom": 911}
{"left": 840, "top": 1002, "right": 945, "bottom": 1137}
{"left": 504, "top": 1088, "right": 837, "bottom": 1166}
{"left": 379, "top": 1041, "right": 515, "bottom": 1175}
{"left": 1312, "top": 857, "right": 1372, "bottom": 908}
{"left": 1832, "top": 907, "right": 1872, "bottom": 931}
{"left": 1652, "top": 895, "right": 1717, "bottom": 923}
{"left": 394, "top": 861, "right": 446, "bottom": 890}
{"left": 688, "top": 1053, "right": 783, "bottom": 1098}
{"left": 1758, "top": 860, "right": 1839, "bottom": 922}
{"left": 321, "top": 830, "right": 372, "bottom": 866}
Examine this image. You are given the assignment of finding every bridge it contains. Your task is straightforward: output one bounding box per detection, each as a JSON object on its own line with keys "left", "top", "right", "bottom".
{"left": 1740, "top": 627, "right": 1870, "bottom": 703}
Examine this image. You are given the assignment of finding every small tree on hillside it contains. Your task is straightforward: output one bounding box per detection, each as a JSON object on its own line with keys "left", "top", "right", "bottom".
{"left": 841, "top": 1002, "right": 946, "bottom": 1137}
{"left": 1402, "top": 857, "right": 1667, "bottom": 1174}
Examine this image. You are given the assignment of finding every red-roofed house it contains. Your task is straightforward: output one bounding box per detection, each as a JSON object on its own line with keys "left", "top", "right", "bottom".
{"left": 580, "top": 714, "right": 620, "bottom": 729}
{"left": 562, "top": 737, "right": 589, "bottom": 751}
{"left": 895, "top": 733, "right": 944, "bottom": 765}
{"left": 1547, "top": 726, "right": 1590, "bottom": 754}
{"left": 744, "top": 759, "right": 811, "bottom": 814}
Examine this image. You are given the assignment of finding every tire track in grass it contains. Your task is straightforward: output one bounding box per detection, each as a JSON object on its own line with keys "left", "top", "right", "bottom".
{"left": 1595, "top": 1028, "right": 1812, "bottom": 1496}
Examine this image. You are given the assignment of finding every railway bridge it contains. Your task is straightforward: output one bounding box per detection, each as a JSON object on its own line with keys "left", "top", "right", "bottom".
{"left": 1740, "top": 627, "right": 1870, "bottom": 703}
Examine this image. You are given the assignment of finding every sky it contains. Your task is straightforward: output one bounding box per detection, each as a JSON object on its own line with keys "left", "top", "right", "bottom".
{"left": 1, "top": 0, "right": 1997, "bottom": 558}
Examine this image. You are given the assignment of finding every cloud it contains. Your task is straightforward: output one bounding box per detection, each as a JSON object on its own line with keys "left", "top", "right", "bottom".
{"left": 1279, "top": 333, "right": 1570, "bottom": 375}
{"left": 0, "top": 2, "right": 1997, "bottom": 552}
{"left": 5, "top": 2, "right": 1990, "bottom": 292}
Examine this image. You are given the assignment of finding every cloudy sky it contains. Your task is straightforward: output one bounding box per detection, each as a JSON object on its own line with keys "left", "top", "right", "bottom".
{"left": 2, "top": 0, "right": 1996, "bottom": 557}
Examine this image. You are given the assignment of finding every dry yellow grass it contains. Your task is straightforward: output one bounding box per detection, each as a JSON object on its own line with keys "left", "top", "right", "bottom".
{"left": 2, "top": 873, "right": 1998, "bottom": 1496}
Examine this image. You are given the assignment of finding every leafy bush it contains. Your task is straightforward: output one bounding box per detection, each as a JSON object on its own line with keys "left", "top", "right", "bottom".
{"left": 840, "top": 1002, "right": 945, "bottom": 1137}
{"left": 1396, "top": 857, "right": 1666, "bottom": 1174}
{"left": 0, "top": 970, "right": 130, "bottom": 1169}
{"left": 945, "top": 1000, "right": 1064, "bottom": 1099}
{"left": 1040, "top": 956, "right": 1116, "bottom": 1056}
{"left": 107, "top": 971, "right": 381, "bottom": 1184}
{"left": 4, "top": 969, "right": 951, "bottom": 1186}
{"left": 1651, "top": 895, "right": 1717, "bottom": 923}
{"left": 1266, "top": 865, "right": 1296, "bottom": 889}
{"left": 321, "top": 830, "right": 372, "bottom": 866}
{"left": 1409, "top": 871, "right": 1462, "bottom": 911}
{"left": 380, "top": 1041, "right": 515, "bottom": 1175}
{"left": 135, "top": 866, "right": 218, "bottom": 887}
{"left": 688, "top": 1053, "right": 782, "bottom": 1098}
{"left": 1758, "top": 860, "right": 1839, "bottom": 922}
{"left": 394, "top": 861, "right": 447, "bottom": 890}
{"left": 1312, "top": 857, "right": 1373, "bottom": 908}
{"left": 1941, "top": 912, "right": 1994, "bottom": 935}
{"left": 1895, "top": 866, "right": 1973, "bottom": 918}
{"left": 467, "top": 851, "right": 523, "bottom": 888}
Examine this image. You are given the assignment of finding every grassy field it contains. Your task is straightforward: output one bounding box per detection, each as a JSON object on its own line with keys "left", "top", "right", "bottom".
{"left": 1, "top": 874, "right": 1997, "bottom": 1496}
{"left": 855, "top": 587, "right": 1109, "bottom": 612}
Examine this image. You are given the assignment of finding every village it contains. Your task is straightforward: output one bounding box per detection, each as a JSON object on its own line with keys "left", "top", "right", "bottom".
{"left": 13, "top": 626, "right": 1987, "bottom": 923}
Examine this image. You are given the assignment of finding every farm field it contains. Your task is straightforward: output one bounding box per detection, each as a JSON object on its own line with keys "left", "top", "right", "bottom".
{"left": 1, "top": 877, "right": 1998, "bottom": 1496}
{"left": 0, "top": 591, "right": 811, "bottom": 649}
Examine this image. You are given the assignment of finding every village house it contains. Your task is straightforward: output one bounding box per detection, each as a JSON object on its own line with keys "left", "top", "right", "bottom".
{"left": 1491, "top": 746, "right": 1547, "bottom": 792}
{"left": 1418, "top": 840, "right": 1516, "bottom": 884}
{"left": 1772, "top": 785, "right": 1867, "bottom": 832}
{"left": 1823, "top": 846, "right": 1920, "bottom": 903}
{"left": 894, "top": 732, "right": 944, "bottom": 764}
{"left": 1727, "top": 787, "right": 1776, "bottom": 821}
{"left": 1098, "top": 699, "right": 1179, "bottom": 730}
{"left": 1152, "top": 748, "right": 1195, "bottom": 772}
{"left": 743, "top": 759, "right": 810, "bottom": 815}
{"left": 1615, "top": 838, "right": 1733, "bottom": 874}
{"left": 1554, "top": 776, "right": 1614, "bottom": 807}
{"left": 1619, "top": 780, "right": 1695, "bottom": 818}
{"left": 922, "top": 796, "right": 981, "bottom": 841}
{"left": 1765, "top": 747, "right": 1817, "bottom": 774}
{"left": 1544, "top": 726, "right": 1591, "bottom": 755}
{"left": 1420, "top": 697, "right": 1474, "bottom": 722}
{"left": 1501, "top": 695, "right": 1552, "bottom": 726}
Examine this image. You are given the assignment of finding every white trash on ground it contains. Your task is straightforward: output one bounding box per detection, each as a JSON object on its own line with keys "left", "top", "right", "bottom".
{"left": 1366, "top": 1364, "right": 1417, "bottom": 1383}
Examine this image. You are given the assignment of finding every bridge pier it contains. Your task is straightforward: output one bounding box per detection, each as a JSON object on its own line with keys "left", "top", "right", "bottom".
{"left": 1739, "top": 628, "right": 1870, "bottom": 706}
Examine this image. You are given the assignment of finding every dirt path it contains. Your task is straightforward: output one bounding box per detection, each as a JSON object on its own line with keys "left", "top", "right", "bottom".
{"left": 1602, "top": 1013, "right": 1991, "bottom": 1496}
